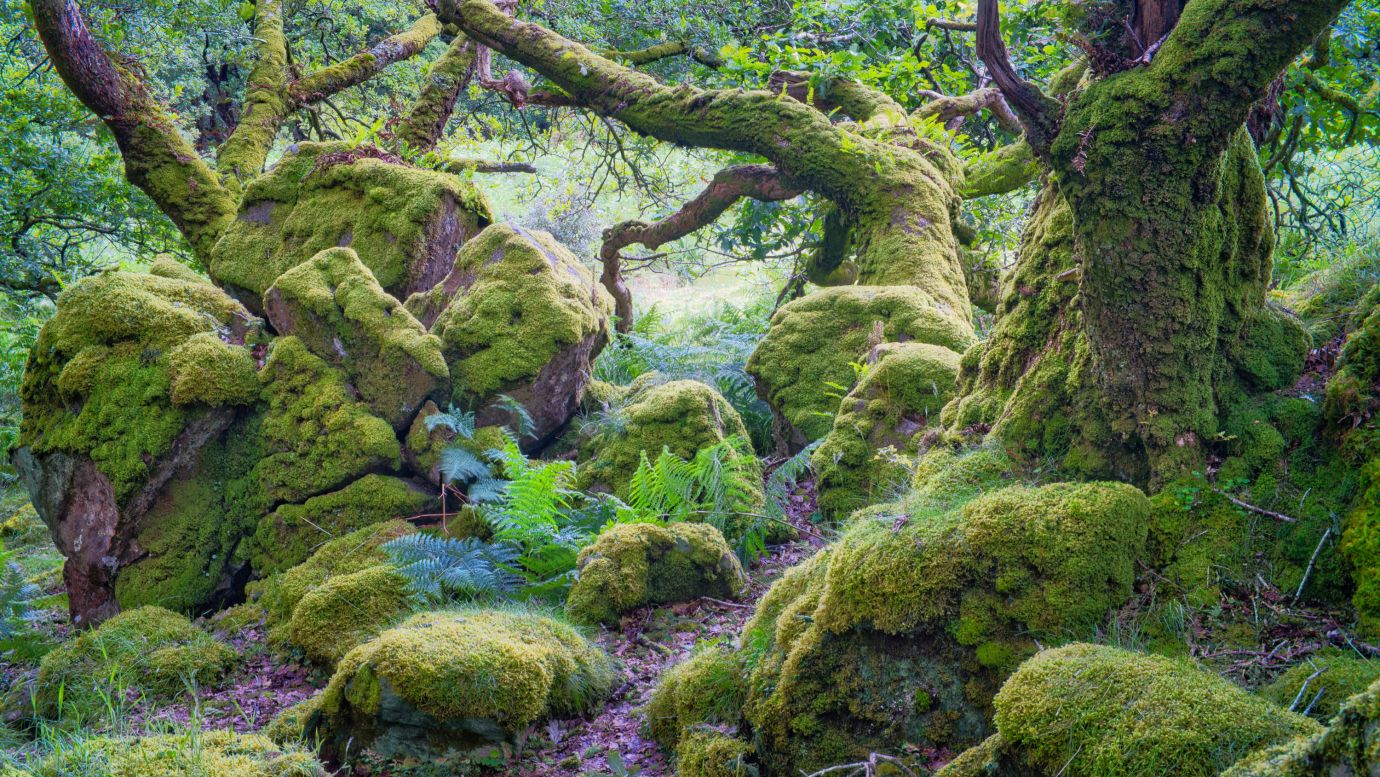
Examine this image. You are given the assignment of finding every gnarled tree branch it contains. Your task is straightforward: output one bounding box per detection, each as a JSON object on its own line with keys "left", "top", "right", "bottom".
{"left": 974, "top": 0, "right": 1060, "bottom": 151}
{"left": 394, "top": 35, "right": 478, "bottom": 152}
{"left": 602, "top": 40, "right": 721, "bottom": 68}
{"left": 29, "top": 0, "right": 237, "bottom": 260}
{"left": 915, "top": 86, "right": 1021, "bottom": 133}
{"left": 600, "top": 164, "right": 802, "bottom": 330}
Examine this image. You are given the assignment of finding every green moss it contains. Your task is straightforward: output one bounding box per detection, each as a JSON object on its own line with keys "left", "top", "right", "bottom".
{"left": 254, "top": 337, "right": 401, "bottom": 504}
{"left": 1262, "top": 649, "right": 1380, "bottom": 720}
{"left": 674, "top": 729, "right": 754, "bottom": 777}
{"left": 167, "top": 332, "right": 260, "bottom": 406}
{"left": 575, "top": 378, "right": 765, "bottom": 519}
{"left": 7, "top": 729, "right": 325, "bottom": 776}
{"left": 263, "top": 694, "right": 324, "bottom": 746}
{"left": 565, "top": 522, "right": 747, "bottom": 626}
{"left": 408, "top": 224, "right": 612, "bottom": 418}
{"left": 147, "top": 254, "right": 208, "bottom": 284}
{"left": 646, "top": 643, "right": 746, "bottom": 749}
{"left": 209, "top": 141, "right": 492, "bottom": 302}
{"left": 748, "top": 286, "right": 976, "bottom": 447}
{"left": 286, "top": 565, "right": 414, "bottom": 667}
{"left": 932, "top": 734, "right": 1016, "bottom": 777}
{"left": 35, "top": 606, "right": 236, "bottom": 719}
{"left": 318, "top": 609, "right": 616, "bottom": 756}
{"left": 251, "top": 475, "right": 434, "bottom": 576}
{"left": 209, "top": 602, "right": 267, "bottom": 637}
{"left": 812, "top": 342, "right": 962, "bottom": 519}
{"left": 1223, "top": 676, "right": 1380, "bottom": 776}
{"left": 1283, "top": 247, "right": 1380, "bottom": 343}
{"left": 992, "top": 644, "right": 1320, "bottom": 777}
{"left": 264, "top": 247, "right": 448, "bottom": 429}
{"left": 17, "top": 271, "right": 257, "bottom": 504}
{"left": 251, "top": 519, "right": 416, "bottom": 630}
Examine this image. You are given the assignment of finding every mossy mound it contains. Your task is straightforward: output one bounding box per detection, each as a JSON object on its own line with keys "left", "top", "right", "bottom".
{"left": 263, "top": 693, "right": 324, "bottom": 746}
{"left": 1224, "top": 677, "right": 1380, "bottom": 776}
{"left": 406, "top": 224, "right": 613, "bottom": 445}
{"left": 646, "top": 643, "right": 746, "bottom": 749}
{"left": 566, "top": 522, "right": 747, "bottom": 626}
{"left": 316, "top": 609, "right": 617, "bottom": 760}
{"left": 746, "top": 286, "right": 975, "bottom": 450}
{"left": 251, "top": 475, "right": 434, "bottom": 576}
{"left": 674, "top": 729, "right": 755, "bottom": 777}
{"left": 250, "top": 519, "right": 416, "bottom": 632}
{"left": 167, "top": 331, "right": 260, "bottom": 406}
{"left": 574, "top": 377, "right": 766, "bottom": 519}
{"left": 285, "top": 564, "right": 414, "bottom": 667}
{"left": 1263, "top": 649, "right": 1380, "bottom": 720}
{"left": 730, "top": 480, "right": 1148, "bottom": 774}
{"left": 812, "top": 342, "right": 961, "bottom": 519}
{"left": 209, "top": 141, "right": 492, "bottom": 303}
{"left": 264, "top": 247, "right": 448, "bottom": 430}
{"left": 2, "top": 729, "right": 325, "bottom": 776}
{"left": 35, "top": 606, "right": 236, "bottom": 719}
{"left": 987, "top": 644, "right": 1320, "bottom": 777}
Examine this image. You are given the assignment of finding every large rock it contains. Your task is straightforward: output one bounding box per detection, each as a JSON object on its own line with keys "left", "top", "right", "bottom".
{"left": 747, "top": 286, "right": 974, "bottom": 452}
{"left": 812, "top": 341, "right": 961, "bottom": 519}
{"left": 406, "top": 224, "right": 613, "bottom": 448}
{"left": 264, "top": 247, "right": 449, "bottom": 430}
{"left": 12, "top": 270, "right": 261, "bottom": 625}
{"left": 311, "top": 610, "right": 617, "bottom": 761}
{"left": 209, "top": 142, "right": 492, "bottom": 307}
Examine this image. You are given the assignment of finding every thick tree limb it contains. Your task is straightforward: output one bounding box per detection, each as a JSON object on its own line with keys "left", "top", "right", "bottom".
{"left": 766, "top": 70, "right": 906, "bottom": 123}
{"left": 219, "top": 9, "right": 442, "bottom": 185}
{"left": 440, "top": 158, "right": 537, "bottom": 173}
{"left": 599, "top": 164, "right": 802, "bottom": 330}
{"left": 960, "top": 140, "right": 1038, "bottom": 198}
{"left": 974, "top": 0, "right": 1060, "bottom": 151}
{"left": 29, "top": 0, "right": 237, "bottom": 260}
{"left": 394, "top": 35, "right": 478, "bottom": 152}
{"left": 915, "top": 87, "right": 1021, "bottom": 133}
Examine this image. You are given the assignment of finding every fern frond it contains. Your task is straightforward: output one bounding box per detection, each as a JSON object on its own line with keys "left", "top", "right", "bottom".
{"left": 439, "top": 446, "right": 492, "bottom": 485}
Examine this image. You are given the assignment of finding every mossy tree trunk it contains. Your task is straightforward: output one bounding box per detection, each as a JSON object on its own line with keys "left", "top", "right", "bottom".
{"left": 957, "top": 0, "right": 1348, "bottom": 485}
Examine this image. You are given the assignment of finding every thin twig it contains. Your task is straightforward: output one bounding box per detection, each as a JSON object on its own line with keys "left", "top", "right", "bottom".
{"left": 1218, "top": 491, "right": 1299, "bottom": 523}
{"left": 1294, "top": 525, "right": 1333, "bottom": 601}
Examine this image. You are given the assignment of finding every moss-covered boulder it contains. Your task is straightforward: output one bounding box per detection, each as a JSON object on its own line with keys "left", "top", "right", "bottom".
{"left": 746, "top": 286, "right": 975, "bottom": 451}
{"left": 406, "top": 224, "right": 613, "bottom": 447}
{"left": 646, "top": 643, "right": 746, "bottom": 749}
{"left": 963, "top": 644, "right": 1320, "bottom": 777}
{"left": 209, "top": 142, "right": 491, "bottom": 306}
{"left": 11, "top": 270, "right": 261, "bottom": 624}
{"left": 3, "top": 729, "right": 326, "bottom": 776}
{"left": 566, "top": 522, "right": 747, "bottom": 626}
{"left": 1224, "top": 676, "right": 1380, "bottom": 776}
{"left": 35, "top": 606, "right": 236, "bottom": 719}
{"left": 264, "top": 247, "right": 449, "bottom": 430}
{"left": 574, "top": 376, "right": 765, "bottom": 510}
{"left": 675, "top": 729, "right": 755, "bottom": 777}
{"left": 314, "top": 609, "right": 617, "bottom": 761}
{"left": 1262, "top": 649, "right": 1380, "bottom": 721}
{"left": 726, "top": 480, "right": 1149, "bottom": 774}
{"left": 812, "top": 341, "right": 961, "bottom": 519}
{"left": 250, "top": 474, "right": 433, "bottom": 576}
{"left": 286, "top": 564, "right": 414, "bottom": 667}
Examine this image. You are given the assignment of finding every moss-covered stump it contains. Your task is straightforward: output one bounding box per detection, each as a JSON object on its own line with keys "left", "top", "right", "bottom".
{"left": 812, "top": 342, "right": 961, "bottom": 519}
{"left": 10, "top": 270, "right": 261, "bottom": 625}
{"left": 727, "top": 480, "right": 1149, "bottom": 774}
{"left": 1262, "top": 649, "right": 1380, "bottom": 720}
{"left": 646, "top": 644, "right": 746, "bottom": 749}
{"left": 405, "top": 224, "right": 613, "bottom": 448}
{"left": 566, "top": 522, "right": 747, "bottom": 626}
{"left": 1224, "top": 677, "right": 1380, "bottom": 776}
{"left": 209, "top": 141, "right": 492, "bottom": 306}
{"left": 263, "top": 247, "right": 449, "bottom": 430}
{"left": 573, "top": 376, "right": 766, "bottom": 516}
{"left": 285, "top": 564, "right": 414, "bottom": 667}
{"left": 250, "top": 475, "right": 434, "bottom": 576}
{"left": 314, "top": 609, "right": 617, "bottom": 761}
{"left": 35, "top": 606, "right": 236, "bottom": 719}
{"left": 2, "top": 730, "right": 326, "bottom": 776}
{"left": 746, "top": 286, "right": 975, "bottom": 452}
{"left": 979, "top": 644, "right": 1319, "bottom": 777}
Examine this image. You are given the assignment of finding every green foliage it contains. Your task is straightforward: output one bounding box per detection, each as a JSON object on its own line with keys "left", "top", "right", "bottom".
{"left": 1263, "top": 649, "right": 1380, "bottom": 720}
{"left": 2, "top": 728, "right": 326, "bottom": 776}
{"left": 0, "top": 538, "right": 51, "bottom": 660}
{"left": 382, "top": 533, "right": 521, "bottom": 603}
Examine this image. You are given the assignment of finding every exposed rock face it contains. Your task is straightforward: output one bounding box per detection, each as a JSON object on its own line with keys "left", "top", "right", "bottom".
{"left": 406, "top": 224, "right": 614, "bottom": 449}
{"left": 747, "top": 286, "right": 975, "bottom": 453}
{"left": 12, "top": 150, "right": 608, "bottom": 626}
{"left": 209, "top": 142, "right": 493, "bottom": 307}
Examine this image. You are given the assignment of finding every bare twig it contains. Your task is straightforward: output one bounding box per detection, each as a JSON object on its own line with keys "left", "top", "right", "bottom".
{"left": 1218, "top": 491, "right": 1299, "bottom": 523}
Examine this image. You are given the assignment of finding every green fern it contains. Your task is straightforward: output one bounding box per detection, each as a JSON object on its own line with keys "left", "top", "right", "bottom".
{"left": 0, "top": 540, "right": 51, "bottom": 659}
{"left": 382, "top": 533, "right": 521, "bottom": 604}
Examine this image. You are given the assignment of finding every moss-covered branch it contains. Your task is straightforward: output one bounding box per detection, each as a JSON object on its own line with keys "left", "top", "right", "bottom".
{"left": 602, "top": 40, "right": 721, "bottom": 68}
{"left": 29, "top": 0, "right": 237, "bottom": 261}
{"left": 600, "top": 164, "right": 802, "bottom": 330}
{"left": 915, "top": 87, "right": 1021, "bottom": 133}
{"left": 961, "top": 140, "right": 1038, "bottom": 198}
{"left": 394, "top": 36, "right": 478, "bottom": 152}
{"left": 439, "top": 0, "right": 974, "bottom": 331}
{"left": 292, "top": 15, "right": 442, "bottom": 103}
